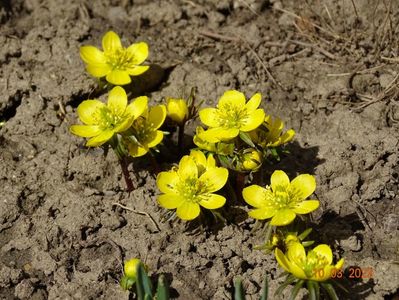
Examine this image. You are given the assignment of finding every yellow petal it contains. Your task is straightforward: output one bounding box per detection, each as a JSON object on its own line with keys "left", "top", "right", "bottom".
{"left": 206, "top": 154, "right": 216, "bottom": 169}
{"left": 102, "top": 31, "right": 122, "bottom": 53}
{"left": 126, "top": 96, "right": 148, "bottom": 120}
{"left": 156, "top": 171, "right": 179, "bottom": 194}
{"left": 280, "top": 129, "right": 295, "bottom": 144}
{"left": 290, "top": 174, "right": 316, "bottom": 199}
{"left": 70, "top": 125, "right": 101, "bottom": 137}
{"left": 199, "top": 194, "right": 226, "bottom": 209}
{"left": 178, "top": 156, "right": 198, "bottom": 180}
{"left": 146, "top": 131, "right": 163, "bottom": 148}
{"left": 200, "top": 127, "right": 240, "bottom": 143}
{"left": 288, "top": 260, "right": 308, "bottom": 280}
{"left": 176, "top": 202, "right": 201, "bottom": 220}
{"left": 127, "top": 65, "right": 149, "bottom": 76}
{"left": 196, "top": 128, "right": 219, "bottom": 143}
{"left": 335, "top": 258, "right": 344, "bottom": 270}
{"left": 199, "top": 167, "right": 228, "bottom": 192}
{"left": 287, "top": 242, "right": 307, "bottom": 264}
{"left": 158, "top": 194, "right": 184, "bottom": 209}
{"left": 77, "top": 100, "right": 105, "bottom": 125}
{"left": 199, "top": 108, "right": 220, "bottom": 127}
{"left": 193, "top": 134, "right": 216, "bottom": 152}
{"left": 245, "top": 93, "right": 262, "bottom": 113}
{"left": 86, "top": 64, "right": 111, "bottom": 77}
{"left": 107, "top": 86, "right": 127, "bottom": 116}
{"left": 270, "top": 208, "right": 296, "bottom": 226}
{"left": 240, "top": 109, "right": 265, "bottom": 132}
{"left": 167, "top": 98, "right": 188, "bottom": 124}
{"left": 242, "top": 185, "right": 267, "bottom": 208}
{"left": 124, "top": 258, "right": 141, "bottom": 279}
{"left": 312, "top": 244, "right": 333, "bottom": 265}
{"left": 311, "top": 265, "right": 336, "bottom": 281}
{"left": 271, "top": 170, "right": 290, "bottom": 191}
{"left": 80, "top": 46, "right": 107, "bottom": 65}
{"left": 128, "top": 143, "right": 148, "bottom": 157}
{"left": 293, "top": 200, "right": 319, "bottom": 214}
{"left": 248, "top": 208, "right": 276, "bottom": 220}
{"left": 275, "top": 248, "right": 291, "bottom": 273}
{"left": 126, "top": 42, "right": 149, "bottom": 65}
{"left": 218, "top": 90, "right": 245, "bottom": 109}
{"left": 190, "top": 150, "right": 207, "bottom": 172}
{"left": 114, "top": 117, "right": 134, "bottom": 133}
{"left": 86, "top": 130, "right": 114, "bottom": 147}
{"left": 106, "top": 70, "right": 131, "bottom": 85}
{"left": 148, "top": 105, "right": 166, "bottom": 129}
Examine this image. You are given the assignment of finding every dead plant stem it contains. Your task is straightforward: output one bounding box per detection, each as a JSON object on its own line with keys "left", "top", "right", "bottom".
{"left": 112, "top": 202, "right": 161, "bottom": 232}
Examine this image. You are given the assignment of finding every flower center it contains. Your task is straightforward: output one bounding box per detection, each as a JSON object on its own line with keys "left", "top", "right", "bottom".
{"left": 272, "top": 185, "right": 292, "bottom": 208}
{"left": 132, "top": 117, "right": 154, "bottom": 143}
{"left": 178, "top": 177, "right": 208, "bottom": 203}
{"left": 303, "top": 251, "right": 329, "bottom": 278}
{"left": 218, "top": 105, "right": 248, "bottom": 128}
{"left": 105, "top": 48, "right": 137, "bottom": 71}
{"left": 96, "top": 106, "right": 124, "bottom": 130}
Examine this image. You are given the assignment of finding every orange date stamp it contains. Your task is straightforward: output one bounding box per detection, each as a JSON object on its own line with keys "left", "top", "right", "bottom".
{"left": 314, "top": 267, "right": 374, "bottom": 279}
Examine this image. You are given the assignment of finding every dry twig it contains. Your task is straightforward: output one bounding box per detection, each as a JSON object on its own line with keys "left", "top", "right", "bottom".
{"left": 112, "top": 202, "right": 161, "bottom": 232}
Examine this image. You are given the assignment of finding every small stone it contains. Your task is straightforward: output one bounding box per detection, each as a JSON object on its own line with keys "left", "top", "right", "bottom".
{"left": 199, "top": 281, "right": 205, "bottom": 289}
{"left": 14, "top": 279, "right": 35, "bottom": 299}
{"left": 379, "top": 73, "right": 395, "bottom": 89}
{"left": 340, "top": 235, "right": 362, "bottom": 252}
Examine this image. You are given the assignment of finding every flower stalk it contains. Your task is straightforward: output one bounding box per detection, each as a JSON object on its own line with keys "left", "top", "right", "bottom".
{"left": 178, "top": 123, "right": 185, "bottom": 150}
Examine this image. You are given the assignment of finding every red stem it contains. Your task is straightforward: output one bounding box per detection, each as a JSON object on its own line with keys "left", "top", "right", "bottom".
{"left": 119, "top": 158, "right": 134, "bottom": 192}
{"left": 178, "top": 123, "right": 185, "bottom": 150}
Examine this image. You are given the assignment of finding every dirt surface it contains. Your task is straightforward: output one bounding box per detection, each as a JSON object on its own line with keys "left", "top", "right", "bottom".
{"left": 1, "top": 0, "right": 399, "bottom": 299}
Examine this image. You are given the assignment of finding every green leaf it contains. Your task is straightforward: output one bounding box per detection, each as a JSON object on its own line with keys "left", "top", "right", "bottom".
{"left": 298, "top": 228, "right": 312, "bottom": 240}
{"left": 234, "top": 277, "right": 245, "bottom": 300}
{"left": 330, "top": 278, "right": 349, "bottom": 293}
{"left": 156, "top": 275, "right": 170, "bottom": 300}
{"left": 302, "top": 241, "right": 315, "bottom": 247}
{"left": 217, "top": 155, "right": 231, "bottom": 168}
{"left": 239, "top": 131, "right": 256, "bottom": 147}
{"left": 313, "top": 281, "right": 320, "bottom": 300}
{"left": 260, "top": 274, "right": 269, "bottom": 300}
{"left": 136, "top": 263, "right": 153, "bottom": 300}
{"left": 269, "top": 147, "right": 280, "bottom": 160}
{"left": 120, "top": 275, "right": 135, "bottom": 291}
{"left": 307, "top": 280, "right": 316, "bottom": 300}
{"left": 320, "top": 282, "right": 339, "bottom": 300}
{"left": 274, "top": 275, "right": 296, "bottom": 296}
{"left": 289, "top": 279, "right": 305, "bottom": 300}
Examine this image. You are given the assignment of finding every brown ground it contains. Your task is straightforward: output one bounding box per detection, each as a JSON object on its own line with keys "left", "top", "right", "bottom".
{"left": 0, "top": 0, "right": 398, "bottom": 299}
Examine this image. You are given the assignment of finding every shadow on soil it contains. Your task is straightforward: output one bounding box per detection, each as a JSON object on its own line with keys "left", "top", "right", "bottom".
{"left": 263, "top": 141, "right": 325, "bottom": 180}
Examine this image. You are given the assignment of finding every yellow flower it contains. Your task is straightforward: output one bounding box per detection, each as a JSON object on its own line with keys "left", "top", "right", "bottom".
{"left": 275, "top": 242, "right": 344, "bottom": 282}
{"left": 124, "top": 258, "right": 142, "bottom": 279}
{"left": 80, "top": 31, "right": 149, "bottom": 85}
{"left": 127, "top": 105, "right": 166, "bottom": 157}
{"left": 242, "top": 148, "right": 263, "bottom": 171}
{"left": 250, "top": 115, "right": 295, "bottom": 148}
{"left": 198, "top": 90, "right": 265, "bottom": 143}
{"left": 193, "top": 126, "right": 234, "bottom": 156}
{"left": 242, "top": 170, "right": 319, "bottom": 226}
{"left": 70, "top": 86, "right": 147, "bottom": 147}
{"left": 285, "top": 233, "right": 300, "bottom": 245}
{"left": 166, "top": 98, "right": 189, "bottom": 125}
{"left": 156, "top": 153, "right": 228, "bottom": 220}
{"left": 189, "top": 150, "right": 217, "bottom": 174}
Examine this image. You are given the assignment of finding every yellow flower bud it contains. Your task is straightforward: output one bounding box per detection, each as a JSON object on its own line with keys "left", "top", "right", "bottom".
{"left": 271, "top": 234, "right": 280, "bottom": 247}
{"left": 166, "top": 98, "right": 189, "bottom": 125}
{"left": 285, "top": 234, "right": 300, "bottom": 245}
{"left": 242, "top": 149, "right": 262, "bottom": 170}
{"left": 124, "top": 258, "right": 142, "bottom": 279}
